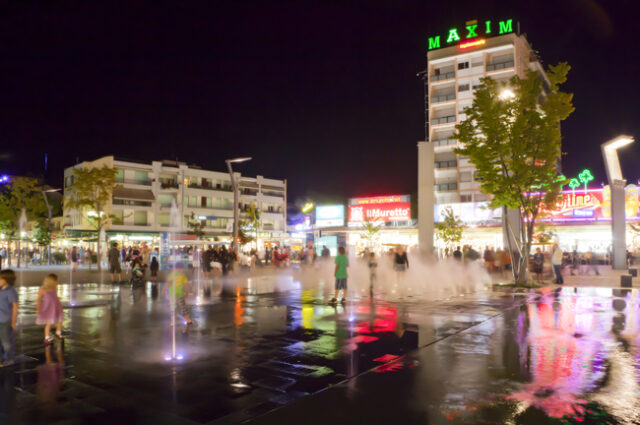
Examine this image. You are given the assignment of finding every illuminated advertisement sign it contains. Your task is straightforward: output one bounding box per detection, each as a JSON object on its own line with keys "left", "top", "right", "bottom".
{"left": 315, "top": 205, "right": 345, "bottom": 228}
{"left": 434, "top": 201, "right": 502, "bottom": 224}
{"left": 541, "top": 185, "right": 640, "bottom": 223}
{"left": 348, "top": 195, "right": 411, "bottom": 224}
{"left": 427, "top": 18, "right": 514, "bottom": 51}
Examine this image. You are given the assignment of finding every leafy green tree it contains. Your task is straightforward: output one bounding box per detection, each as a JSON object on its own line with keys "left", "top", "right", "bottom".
{"left": 32, "top": 219, "right": 52, "bottom": 247}
{"left": 64, "top": 165, "right": 118, "bottom": 271}
{"left": 0, "top": 177, "right": 48, "bottom": 266}
{"left": 360, "top": 221, "right": 382, "bottom": 249}
{"left": 455, "top": 63, "right": 574, "bottom": 284}
{"left": 435, "top": 207, "right": 465, "bottom": 252}
{"left": 186, "top": 212, "right": 206, "bottom": 239}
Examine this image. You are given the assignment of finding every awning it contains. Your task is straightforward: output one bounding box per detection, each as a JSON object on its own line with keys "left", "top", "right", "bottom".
{"left": 113, "top": 188, "right": 155, "bottom": 201}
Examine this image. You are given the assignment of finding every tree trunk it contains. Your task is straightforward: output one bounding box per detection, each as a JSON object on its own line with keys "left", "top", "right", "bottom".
{"left": 96, "top": 226, "right": 102, "bottom": 272}
{"left": 16, "top": 239, "right": 21, "bottom": 269}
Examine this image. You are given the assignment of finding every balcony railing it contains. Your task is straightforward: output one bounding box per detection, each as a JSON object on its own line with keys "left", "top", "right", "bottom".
{"left": 431, "top": 115, "right": 456, "bottom": 125}
{"left": 187, "top": 183, "right": 233, "bottom": 192}
{"left": 432, "top": 138, "right": 457, "bottom": 147}
{"left": 430, "top": 71, "right": 455, "bottom": 82}
{"left": 431, "top": 93, "right": 456, "bottom": 103}
{"left": 486, "top": 60, "right": 514, "bottom": 71}
{"left": 113, "top": 199, "right": 152, "bottom": 207}
{"left": 119, "top": 178, "right": 152, "bottom": 186}
{"left": 159, "top": 203, "right": 173, "bottom": 209}
{"left": 435, "top": 182, "right": 458, "bottom": 191}
{"left": 160, "top": 181, "right": 179, "bottom": 189}
{"left": 434, "top": 160, "right": 457, "bottom": 169}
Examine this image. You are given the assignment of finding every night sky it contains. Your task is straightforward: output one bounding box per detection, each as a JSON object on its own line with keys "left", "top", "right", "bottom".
{"left": 1, "top": 1, "right": 638, "bottom": 203}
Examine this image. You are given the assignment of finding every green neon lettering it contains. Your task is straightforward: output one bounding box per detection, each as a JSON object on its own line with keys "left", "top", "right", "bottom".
{"left": 446, "top": 28, "right": 460, "bottom": 43}
{"left": 499, "top": 19, "right": 513, "bottom": 34}
{"left": 485, "top": 20, "right": 491, "bottom": 34}
{"left": 428, "top": 36, "right": 441, "bottom": 50}
{"left": 466, "top": 24, "right": 478, "bottom": 38}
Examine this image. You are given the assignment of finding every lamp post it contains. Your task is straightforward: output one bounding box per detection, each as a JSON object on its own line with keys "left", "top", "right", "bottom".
{"left": 225, "top": 157, "right": 252, "bottom": 250}
{"left": 42, "top": 188, "right": 61, "bottom": 265}
{"left": 601, "top": 135, "right": 634, "bottom": 269}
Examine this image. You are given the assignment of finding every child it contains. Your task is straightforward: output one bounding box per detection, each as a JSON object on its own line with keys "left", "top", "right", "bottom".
{"left": 36, "top": 274, "right": 64, "bottom": 345}
{"left": 331, "top": 246, "right": 349, "bottom": 304}
{"left": 368, "top": 252, "right": 377, "bottom": 296}
{"left": 162, "top": 263, "right": 192, "bottom": 325}
{"left": 0, "top": 269, "right": 18, "bottom": 366}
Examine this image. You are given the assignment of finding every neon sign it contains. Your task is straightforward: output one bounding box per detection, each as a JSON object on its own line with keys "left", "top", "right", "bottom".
{"left": 427, "top": 18, "right": 513, "bottom": 50}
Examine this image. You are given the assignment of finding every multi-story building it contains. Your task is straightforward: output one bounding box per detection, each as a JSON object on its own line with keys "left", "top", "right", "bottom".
{"left": 63, "top": 156, "right": 286, "bottom": 245}
{"left": 422, "top": 18, "right": 546, "bottom": 204}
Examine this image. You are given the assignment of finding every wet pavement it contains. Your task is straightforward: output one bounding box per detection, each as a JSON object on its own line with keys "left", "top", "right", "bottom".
{"left": 1, "top": 275, "right": 639, "bottom": 424}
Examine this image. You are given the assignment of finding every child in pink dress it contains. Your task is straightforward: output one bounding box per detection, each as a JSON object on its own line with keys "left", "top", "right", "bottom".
{"left": 36, "top": 274, "right": 64, "bottom": 345}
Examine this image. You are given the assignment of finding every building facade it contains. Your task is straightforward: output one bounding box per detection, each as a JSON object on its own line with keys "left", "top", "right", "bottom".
{"left": 63, "top": 156, "right": 287, "bottom": 244}
{"left": 424, "top": 20, "right": 546, "bottom": 204}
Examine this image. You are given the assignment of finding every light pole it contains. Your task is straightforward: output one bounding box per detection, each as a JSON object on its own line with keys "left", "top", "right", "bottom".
{"left": 601, "top": 135, "right": 634, "bottom": 269}
{"left": 225, "top": 157, "right": 252, "bottom": 250}
{"left": 42, "top": 188, "right": 61, "bottom": 265}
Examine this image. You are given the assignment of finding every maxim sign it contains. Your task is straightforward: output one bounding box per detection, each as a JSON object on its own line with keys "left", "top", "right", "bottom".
{"left": 427, "top": 18, "right": 514, "bottom": 51}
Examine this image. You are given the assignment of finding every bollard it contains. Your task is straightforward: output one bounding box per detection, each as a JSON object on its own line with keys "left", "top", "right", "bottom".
{"left": 621, "top": 274, "right": 633, "bottom": 288}
{"left": 629, "top": 268, "right": 638, "bottom": 277}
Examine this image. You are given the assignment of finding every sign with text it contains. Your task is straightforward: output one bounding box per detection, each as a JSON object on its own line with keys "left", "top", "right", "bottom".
{"left": 427, "top": 18, "right": 514, "bottom": 51}
{"left": 348, "top": 195, "right": 411, "bottom": 224}
{"left": 435, "top": 201, "right": 502, "bottom": 225}
{"left": 540, "top": 186, "right": 640, "bottom": 223}
{"left": 315, "top": 205, "right": 345, "bottom": 228}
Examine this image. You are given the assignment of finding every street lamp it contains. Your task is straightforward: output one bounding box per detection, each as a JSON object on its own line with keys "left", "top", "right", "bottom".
{"left": 42, "top": 187, "right": 61, "bottom": 265}
{"left": 225, "top": 157, "right": 252, "bottom": 250}
{"left": 499, "top": 88, "right": 515, "bottom": 100}
{"left": 601, "top": 135, "right": 634, "bottom": 269}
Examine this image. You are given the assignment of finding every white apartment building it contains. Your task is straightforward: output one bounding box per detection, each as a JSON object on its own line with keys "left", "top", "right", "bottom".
{"left": 424, "top": 20, "right": 546, "bottom": 204}
{"left": 63, "top": 156, "right": 287, "bottom": 243}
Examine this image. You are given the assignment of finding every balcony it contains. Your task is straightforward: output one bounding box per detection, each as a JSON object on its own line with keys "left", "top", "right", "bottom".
{"left": 435, "top": 182, "right": 458, "bottom": 192}
{"left": 186, "top": 183, "right": 233, "bottom": 192}
{"left": 112, "top": 199, "right": 153, "bottom": 207}
{"left": 430, "top": 71, "right": 455, "bottom": 82}
{"left": 434, "top": 160, "right": 457, "bottom": 169}
{"left": 431, "top": 93, "right": 455, "bottom": 104}
{"left": 159, "top": 203, "right": 173, "bottom": 209}
{"left": 160, "top": 180, "right": 179, "bottom": 189}
{"left": 486, "top": 60, "right": 514, "bottom": 72}
{"left": 431, "top": 115, "right": 456, "bottom": 125}
{"left": 119, "top": 178, "right": 152, "bottom": 186}
{"left": 432, "top": 138, "right": 457, "bottom": 147}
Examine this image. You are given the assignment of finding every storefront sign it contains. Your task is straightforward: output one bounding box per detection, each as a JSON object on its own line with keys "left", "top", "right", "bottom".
{"left": 348, "top": 195, "right": 411, "bottom": 224}
{"left": 435, "top": 201, "right": 502, "bottom": 224}
{"left": 428, "top": 18, "right": 513, "bottom": 51}
{"left": 541, "top": 186, "right": 640, "bottom": 223}
{"left": 315, "top": 205, "right": 345, "bottom": 228}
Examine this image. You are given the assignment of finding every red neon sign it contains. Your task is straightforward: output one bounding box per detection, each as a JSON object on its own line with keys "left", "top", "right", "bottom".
{"left": 459, "top": 39, "right": 486, "bottom": 49}
{"left": 348, "top": 202, "right": 411, "bottom": 223}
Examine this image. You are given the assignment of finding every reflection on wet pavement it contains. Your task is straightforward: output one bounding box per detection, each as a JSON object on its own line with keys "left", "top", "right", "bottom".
{"left": 2, "top": 281, "right": 638, "bottom": 424}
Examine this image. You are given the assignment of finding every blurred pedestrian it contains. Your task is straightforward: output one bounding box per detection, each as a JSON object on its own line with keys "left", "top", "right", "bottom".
{"left": 368, "top": 251, "right": 377, "bottom": 296}
{"left": 0, "top": 269, "right": 18, "bottom": 367}
{"left": 330, "top": 246, "right": 349, "bottom": 304}
{"left": 551, "top": 243, "right": 564, "bottom": 285}
{"left": 533, "top": 248, "right": 544, "bottom": 282}
{"left": 108, "top": 242, "right": 122, "bottom": 283}
{"left": 36, "top": 274, "right": 64, "bottom": 345}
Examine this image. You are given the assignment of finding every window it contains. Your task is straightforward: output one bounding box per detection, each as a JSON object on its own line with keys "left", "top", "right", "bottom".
{"left": 133, "top": 211, "right": 147, "bottom": 226}
{"left": 158, "top": 213, "right": 170, "bottom": 226}
{"left": 460, "top": 194, "right": 472, "bottom": 202}
{"left": 472, "top": 84, "right": 481, "bottom": 90}
{"left": 434, "top": 68, "right": 440, "bottom": 76}
{"left": 476, "top": 194, "right": 488, "bottom": 202}
{"left": 112, "top": 211, "right": 124, "bottom": 225}
{"left": 460, "top": 172, "right": 472, "bottom": 182}
{"left": 457, "top": 62, "right": 469, "bottom": 70}
{"left": 206, "top": 197, "right": 212, "bottom": 208}
{"left": 201, "top": 196, "right": 207, "bottom": 207}
{"left": 134, "top": 171, "right": 148, "bottom": 184}
{"left": 190, "top": 196, "right": 197, "bottom": 207}
{"left": 115, "top": 169, "right": 124, "bottom": 183}
{"left": 458, "top": 84, "right": 469, "bottom": 92}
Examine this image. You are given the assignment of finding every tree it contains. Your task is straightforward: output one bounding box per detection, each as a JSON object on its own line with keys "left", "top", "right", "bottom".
{"left": 360, "top": 221, "right": 382, "bottom": 250}
{"left": 32, "top": 219, "right": 52, "bottom": 247}
{"left": 435, "top": 207, "right": 465, "bottom": 252}
{"left": 238, "top": 203, "right": 260, "bottom": 247}
{"left": 0, "top": 177, "right": 48, "bottom": 267}
{"left": 64, "top": 165, "right": 118, "bottom": 271}
{"left": 186, "top": 212, "right": 206, "bottom": 239}
{"left": 455, "top": 63, "right": 574, "bottom": 284}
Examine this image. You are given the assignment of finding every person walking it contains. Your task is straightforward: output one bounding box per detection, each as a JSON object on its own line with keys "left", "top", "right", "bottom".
{"left": 70, "top": 247, "right": 79, "bottom": 272}
{"left": 452, "top": 246, "right": 462, "bottom": 261}
{"left": 330, "top": 246, "right": 349, "bottom": 304}
{"left": 36, "top": 274, "right": 64, "bottom": 345}
{"left": 533, "top": 248, "right": 544, "bottom": 282}
{"left": 108, "top": 242, "right": 122, "bottom": 283}
{"left": 0, "top": 269, "right": 18, "bottom": 367}
{"left": 368, "top": 251, "right": 378, "bottom": 297}
{"left": 551, "top": 243, "right": 564, "bottom": 285}
{"left": 483, "top": 246, "right": 495, "bottom": 272}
